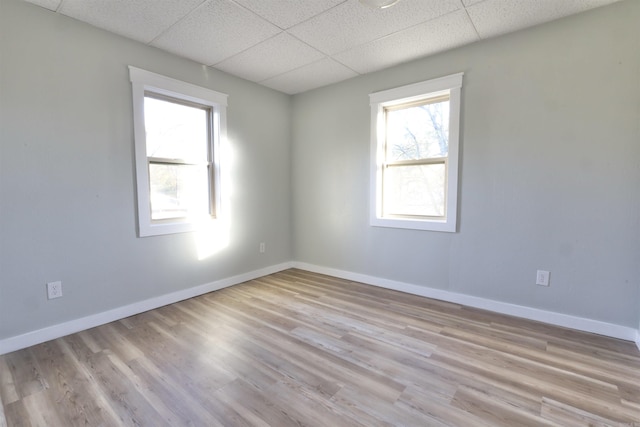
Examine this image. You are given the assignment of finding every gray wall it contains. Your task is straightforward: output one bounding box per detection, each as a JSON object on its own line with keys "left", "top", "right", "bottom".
{"left": 292, "top": 0, "right": 640, "bottom": 328}
{"left": 1, "top": 0, "right": 639, "bottom": 343}
{"left": 0, "top": 0, "right": 292, "bottom": 339}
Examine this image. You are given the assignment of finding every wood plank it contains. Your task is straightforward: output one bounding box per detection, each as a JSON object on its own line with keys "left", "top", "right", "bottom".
{"left": 2, "top": 269, "right": 639, "bottom": 426}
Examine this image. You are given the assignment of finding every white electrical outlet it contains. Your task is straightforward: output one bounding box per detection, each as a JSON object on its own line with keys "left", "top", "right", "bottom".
{"left": 536, "top": 270, "right": 550, "bottom": 286}
{"left": 47, "top": 281, "right": 63, "bottom": 299}
{"left": 259, "top": 242, "right": 266, "bottom": 253}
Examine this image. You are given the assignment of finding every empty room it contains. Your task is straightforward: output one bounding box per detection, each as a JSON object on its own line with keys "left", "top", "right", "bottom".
{"left": 1, "top": 0, "right": 639, "bottom": 425}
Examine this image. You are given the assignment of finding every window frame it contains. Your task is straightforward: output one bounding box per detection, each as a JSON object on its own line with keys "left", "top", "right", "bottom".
{"left": 369, "top": 73, "right": 463, "bottom": 232}
{"left": 129, "top": 66, "right": 228, "bottom": 237}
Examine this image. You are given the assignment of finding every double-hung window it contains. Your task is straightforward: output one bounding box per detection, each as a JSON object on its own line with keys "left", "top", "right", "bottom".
{"left": 129, "top": 67, "right": 228, "bottom": 237}
{"left": 369, "top": 73, "right": 463, "bottom": 232}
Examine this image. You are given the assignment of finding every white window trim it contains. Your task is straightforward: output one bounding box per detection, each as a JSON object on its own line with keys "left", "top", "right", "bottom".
{"left": 129, "top": 66, "right": 228, "bottom": 237}
{"left": 369, "top": 73, "right": 463, "bottom": 232}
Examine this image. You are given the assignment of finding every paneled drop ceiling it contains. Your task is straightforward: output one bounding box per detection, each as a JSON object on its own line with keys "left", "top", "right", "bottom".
{"left": 23, "top": 0, "right": 621, "bottom": 94}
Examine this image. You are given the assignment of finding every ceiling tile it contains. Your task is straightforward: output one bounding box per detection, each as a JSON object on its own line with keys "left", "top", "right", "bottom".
{"left": 151, "top": 0, "right": 281, "bottom": 66}
{"left": 58, "top": 0, "right": 205, "bottom": 44}
{"left": 21, "top": 0, "right": 624, "bottom": 95}
{"left": 467, "top": 0, "right": 621, "bottom": 39}
{"left": 334, "top": 10, "right": 479, "bottom": 74}
{"left": 261, "top": 58, "right": 358, "bottom": 94}
{"left": 214, "top": 33, "right": 325, "bottom": 83}
{"left": 232, "top": 0, "right": 347, "bottom": 29}
{"left": 288, "top": 0, "right": 462, "bottom": 55}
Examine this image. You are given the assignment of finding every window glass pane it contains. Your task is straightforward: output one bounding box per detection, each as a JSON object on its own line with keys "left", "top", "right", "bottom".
{"left": 383, "top": 164, "right": 445, "bottom": 217}
{"left": 385, "top": 99, "right": 449, "bottom": 161}
{"left": 144, "top": 96, "right": 208, "bottom": 161}
{"left": 149, "top": 163, "right": 209, "bottom": 220}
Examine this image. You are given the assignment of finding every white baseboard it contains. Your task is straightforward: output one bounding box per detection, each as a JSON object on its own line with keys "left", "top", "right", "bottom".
{"left": 0, "top": 262, "right": 293, "bottom": 355}
{"left": 292, "top": 262, "right": 639, "bottom": 343}
{"left": 2, "top": 260, "right": 637, "bottom": 355}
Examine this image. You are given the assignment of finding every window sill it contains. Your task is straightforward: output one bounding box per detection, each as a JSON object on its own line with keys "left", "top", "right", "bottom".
{"left": 370, "top": 216, "right": 456, "bottom": 232}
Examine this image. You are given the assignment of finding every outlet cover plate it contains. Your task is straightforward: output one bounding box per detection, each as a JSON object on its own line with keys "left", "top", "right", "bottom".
{"left": 536, "top": 270, "right": 550, "bottom": 286}
{"left": 47, "top": 281, "right": 63, "bottom": 299}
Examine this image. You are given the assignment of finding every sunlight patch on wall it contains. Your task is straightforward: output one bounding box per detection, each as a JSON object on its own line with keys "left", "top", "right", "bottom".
{"left": 194, "top": 136, "right": 235, "bottom": 260}
{"left": 193, "top": 217, "right": 230, "bottom": 260}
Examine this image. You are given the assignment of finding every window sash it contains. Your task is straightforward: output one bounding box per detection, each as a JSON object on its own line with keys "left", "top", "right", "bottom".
{"left": 382, "top": 159, "right": 448, "bottom": 220}
{"left": 130, "top": 66, "right": 228, "bottom": 237}
{"left": 381, "top": 97, "right": 450, "bottom": 220}
{"left": 369, "top": 72, "right": 462, "bottom": 232}
{"left": 144, "top": 93, "right": 216, "bottom": 222}
{"left": 383, "top": 96, "right": 450, "bottom": 163}
{"left": 147, "top": 161, "right": 215, "bottom": 221}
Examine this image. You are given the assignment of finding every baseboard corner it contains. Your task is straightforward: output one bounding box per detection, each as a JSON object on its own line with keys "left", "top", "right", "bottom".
{"left": 0, "top": 261, "right": 294, "bottom": 355}
{"left": 291, "top": 261, "right": 637, "bottom": 343}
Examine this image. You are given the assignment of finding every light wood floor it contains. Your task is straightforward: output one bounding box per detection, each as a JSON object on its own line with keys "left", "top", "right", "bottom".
{"left": 1, "top": 269, "right": 639, "bottom": 426}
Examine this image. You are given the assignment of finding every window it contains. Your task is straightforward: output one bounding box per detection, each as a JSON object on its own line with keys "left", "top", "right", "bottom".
{"left": 129, "top": 67, "right": 228, "bottom": 237}
{"left": 369, "top": 73, "right": 463, "bottom": 232}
